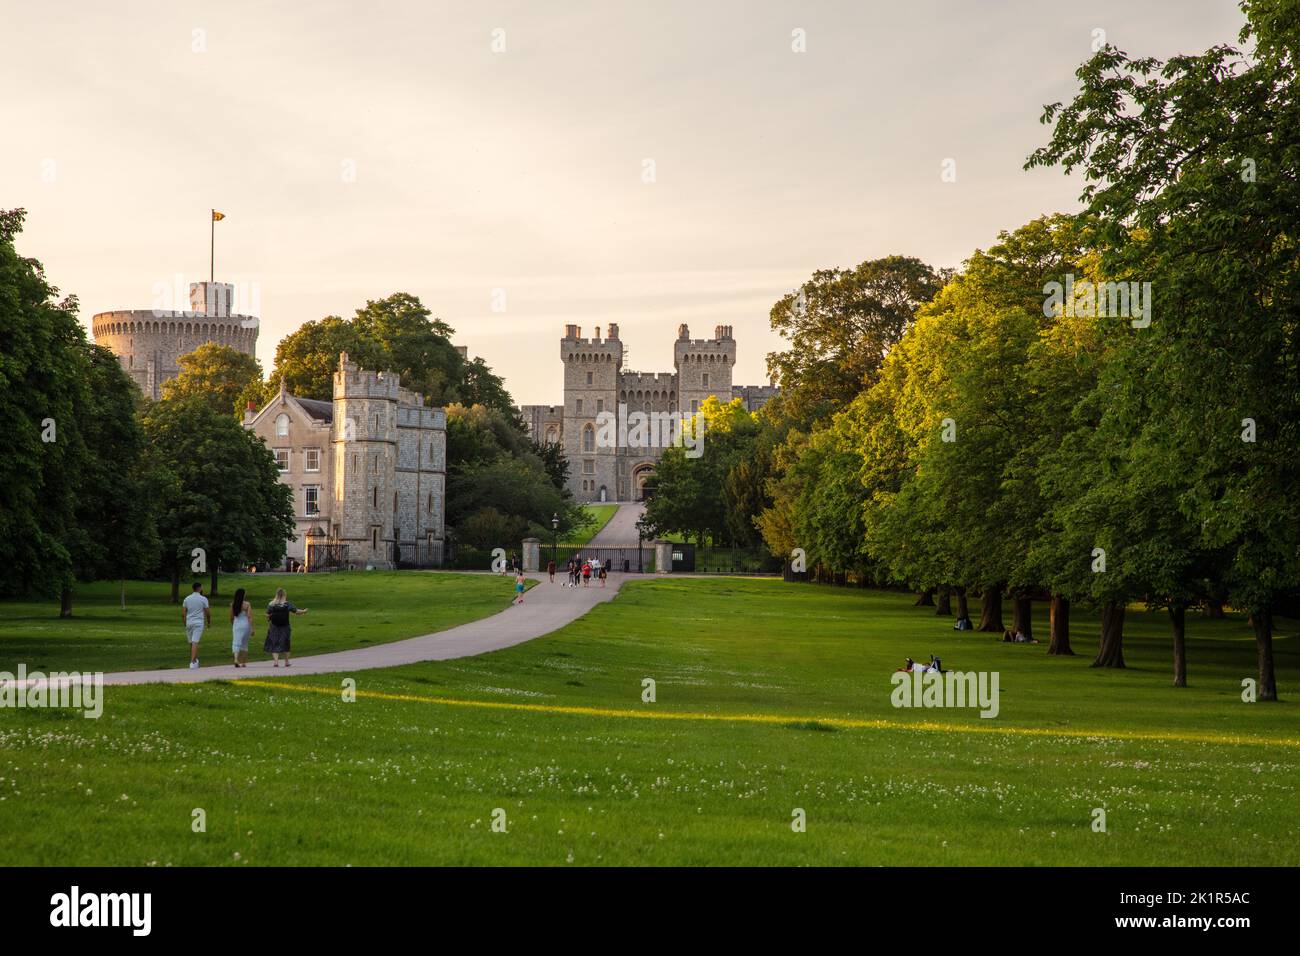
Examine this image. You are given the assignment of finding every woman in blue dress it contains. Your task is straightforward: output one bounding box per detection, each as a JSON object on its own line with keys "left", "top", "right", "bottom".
{"left": 230, "top": 587, "right": 253, "bottom": 667}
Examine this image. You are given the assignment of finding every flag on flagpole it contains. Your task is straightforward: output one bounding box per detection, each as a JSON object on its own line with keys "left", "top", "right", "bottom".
{"left": 212, "top": 210, "right": 225, "bottom": 221}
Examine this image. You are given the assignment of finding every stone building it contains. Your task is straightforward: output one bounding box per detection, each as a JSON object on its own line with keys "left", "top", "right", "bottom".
{"left": 93, "top": 281, "right": 258, "bottom": 400}
{"left": 518, "top": 323, "right": 777, "bottom": 503}
{"left": 243, "top": 353, "right": 447, "bottom": 570}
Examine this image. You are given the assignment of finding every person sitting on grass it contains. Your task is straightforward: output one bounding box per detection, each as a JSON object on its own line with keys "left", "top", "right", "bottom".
{"left": 896, "top": 656, "right": 940, "bottom": 674}
{"left": 953, "top": 615, "right": 973, "bottom": 631}
{"left": 1002, "top": 627, "right": 1039, "bottom": 644}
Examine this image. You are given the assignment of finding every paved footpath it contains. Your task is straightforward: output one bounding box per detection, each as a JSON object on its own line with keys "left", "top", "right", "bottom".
{"left": 587, "top": 501, "right": 646, "bottom": 546}
{"left": 14, "top": 572, "right": 627, "bottom": 690}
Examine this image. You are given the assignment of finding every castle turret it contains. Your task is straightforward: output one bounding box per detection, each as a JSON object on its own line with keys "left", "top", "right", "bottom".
{"left": 674, "top": 323, "right": 735, "bottom": 415}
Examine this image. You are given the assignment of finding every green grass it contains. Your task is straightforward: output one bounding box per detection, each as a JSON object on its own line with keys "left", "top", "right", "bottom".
{"left": 1, "top": 577, "right": 1296, "bottom": 865}
{"left": 556, "top": 504, "right": 619, "bottom": 547}
{"left": 0, "top": 572, "right": 518, "bottom": 673}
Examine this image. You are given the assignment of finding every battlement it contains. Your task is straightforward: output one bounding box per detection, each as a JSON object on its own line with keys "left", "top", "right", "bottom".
{"left": 334, "top": 352, "right": 403, "bottom": 401}
{"left": 620, "top": 371, "right": 676, "bottom": 388}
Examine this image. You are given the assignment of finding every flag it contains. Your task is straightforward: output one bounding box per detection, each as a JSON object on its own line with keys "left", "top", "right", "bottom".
{"left": 212, "top": 210, "right": 225, "bottom": 221}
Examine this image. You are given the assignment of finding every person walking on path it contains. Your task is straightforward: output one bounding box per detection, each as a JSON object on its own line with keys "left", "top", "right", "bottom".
{"left": 514, "top": 572, "right": 526, "bottom": 605}
{"left": 581, "top": 560, "right": 592, "bottom": 587}
{"left": 598, "top": 564, "right": 608, "bottom": 588}
{"left": 230, "top": 587, "right": 253, "bottom": 667}
{"left": 182, "top": 582, "right": 210, "bottom": 669}
{"left": 547, "top": 559, "right": 556, "bottom": 583}
{"left": 265, "top": 587, "right": 308, "bottom": 667}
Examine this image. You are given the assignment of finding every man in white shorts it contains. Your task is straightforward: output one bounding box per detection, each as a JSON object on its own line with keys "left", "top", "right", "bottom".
{"left": 182, "top": 582, "right": 210, "bottom": 669}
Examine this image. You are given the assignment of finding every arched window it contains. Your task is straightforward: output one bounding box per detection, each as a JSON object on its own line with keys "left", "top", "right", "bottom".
{"left": 545, "top": 426, "right": 558, "bottom": 445}
{"left": 582, "top": 424, "right": 595, "bottom": 452}
{"left": 275, "top": 413, "right": 290, "bottom": 437}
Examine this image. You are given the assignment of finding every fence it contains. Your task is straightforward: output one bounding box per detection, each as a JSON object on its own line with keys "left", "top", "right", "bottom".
{"left": 688, "top": 546, "right": 783, "bottom": 575}
{"left": 552, "top": 545, "right": 655, "bottom": 574}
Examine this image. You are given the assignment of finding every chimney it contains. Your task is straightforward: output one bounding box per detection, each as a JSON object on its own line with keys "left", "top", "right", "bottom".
{"left": 715, "top": 324, "right": 732, "bottom": 340}
{"left": 564, "top": 324, "right": 578, "bottom": 339}
{"left": 594, "top": 325, "right": 601, "bottom": 341}
{"left": 607, "top": 322, "right": 620, "bottom": 339}
{"left": 243, "top": 399, "right": 258, "bottom": 426}
{"left": 677, "top": 323, "right": 690, "bottom": 340}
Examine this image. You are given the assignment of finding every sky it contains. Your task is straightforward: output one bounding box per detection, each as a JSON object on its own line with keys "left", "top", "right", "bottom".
{"left": 4, "top": 0, "right": 1247, "bottom": 405}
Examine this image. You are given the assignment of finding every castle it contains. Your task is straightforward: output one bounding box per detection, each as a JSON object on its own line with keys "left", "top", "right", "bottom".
{"left": 519, "top": 324, "right": 777, "bottom": 502}
{"left": 242, "top": 353, "right": 447, "bottom": 570}
{"left": 92, "top": 282, "right": 258, "bottom": 400}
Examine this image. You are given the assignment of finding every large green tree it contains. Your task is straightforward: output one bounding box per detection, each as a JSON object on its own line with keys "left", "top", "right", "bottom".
{"left": 1027, "top": 0, "right": 1300, "bottom": 698}
{"left": 142, "top": 398, "right": 296, "bottom": 598}
{"left": 163, "top": 342, "right": 267, "bottom": 418}
{"left": 270, "top": 293, "right": 514, "bottom": 414}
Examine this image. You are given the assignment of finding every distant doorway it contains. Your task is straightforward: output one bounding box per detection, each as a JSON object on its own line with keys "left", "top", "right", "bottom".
{"left": 632, "top": 463, "right": 654, "bottom": 501}
{"left": 599, "top": 485, "right": 608, "bottom": 502}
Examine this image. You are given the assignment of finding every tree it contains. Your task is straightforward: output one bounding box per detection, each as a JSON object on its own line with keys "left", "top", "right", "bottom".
{"left": 1027, "top": 0, "right": 1300, "bottom": 698}
{"left": 163, "top": 342, "right": 267, "bottom": 418}
{"left": 142, "top": 398, "right": 295, "bottom": 598}
{"left": 269, "top": 293, "right": 515, "bottom": 415}
{"left": 0, "top": 208, "right": 88, "bottom": 601}
{"left": 60, "top": 346, "right": 159, "bottom": 615}
{"left": 767, "top": 256, "right": 946, "bottom": 425}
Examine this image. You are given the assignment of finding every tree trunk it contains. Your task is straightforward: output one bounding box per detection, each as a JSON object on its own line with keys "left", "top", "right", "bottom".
{"left": 1203, "top": 598, "right": 1225, "bottom": 619}
{"left": 169, "top": 563, "right": 181, "bottom": 604}
{"left": 1047, "top": 594, "right": 1073, "bottom": 655}
{"left": 914, "top": 588, "right": 935, "bottom": 607}
{"left": 59, "top": 585, "right": 73, "bottom": 619}
{"left": 1252, "top": 608, "right": 1278, "bottom": 701}
{"left": 1092, "top": 601, "right": 1126, "bottom": 668}
{"left": 1013, "top": 595, "right": 1033, "bottom": 641}
{"left": 977, "top": 588, "right": 1004, "bottom": 632}
{"left": 1170, "top": 604, "right": 1187, "bottom": 687}
{"left": 935, "top": 586, "right": 952, "bottom": 616}
{"left": 954, "top": 586, "right": 969, "bottom": 621}
{"left": 120, "top": 578, "right": 127, "bottom": 610}
{"left": 210, "top": 564, "right": 219, "bottom": 598}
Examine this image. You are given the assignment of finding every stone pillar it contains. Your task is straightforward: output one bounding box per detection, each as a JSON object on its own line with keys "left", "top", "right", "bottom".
{"left": 655, "top": 539, "right": 674, "bottom": 574}
{"left": 522, "top": 537, "right": 541, "bottom": 572}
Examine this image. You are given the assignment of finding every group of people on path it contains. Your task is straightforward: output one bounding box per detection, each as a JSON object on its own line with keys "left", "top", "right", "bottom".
{"left": 545, "top": 556, "right": 607, "bottom": 588}
{"left": 181, "top": 581, "right": 309, "bottom": 669}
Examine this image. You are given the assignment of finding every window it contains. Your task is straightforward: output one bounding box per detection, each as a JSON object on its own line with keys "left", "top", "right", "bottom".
{"left": 586, "top": 371, "right": 593, "bottom": 385}
{"left": 702, "top": 373, "right": 709, "bottom": 388}
{"left": 583, "top": 459, "right": 595, "bottom": 474}
{"left": 305, "top": 486, "right": 320, "bottom": 516}
{"left": 373, "top": 487, "right": 378, "bottom": 508}
{"left": 576, "top": 399, "right": 583, "bottom": 415}
{"left": 274, "top": 449, "right": 290, "bottom": 472}
{"left": 372, "top": 527, "right": 379, "bottom": 549}
{"left": 596, "top": 399, "right": 604, "bottom": 414}
{"left": 691, "top": 400, "right": 699, "bottom": 413}
{"left": 305, "top": 448, "right": 321, "bottom": 472}
{"left": 393, "top": 491, "right": 398, "bottom": 514}
{"left": 582, "top": 424, "right": 595, "bottom": 452}
{"left": 275, "top": 414, "right": 289, "bottom": 437}
{"left": 545, "top": 426, "right": 558, "bottom": 445}
{"left": 427, "top": 492, "right": 433, "bottom": 513}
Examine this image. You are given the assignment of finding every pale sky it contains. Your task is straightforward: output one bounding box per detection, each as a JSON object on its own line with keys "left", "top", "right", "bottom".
{"left": 5, "top": 0, "right": 1245, "bottom": 404}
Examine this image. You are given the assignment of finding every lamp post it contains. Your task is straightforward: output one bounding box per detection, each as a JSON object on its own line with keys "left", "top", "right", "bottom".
{"left": 551, "top": 513, "right": 559, "bottom": 569}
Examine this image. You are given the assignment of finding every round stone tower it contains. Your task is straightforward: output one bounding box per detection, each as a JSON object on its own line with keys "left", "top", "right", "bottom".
{"left": 92, "top": 281, "right": 259, "bottom": 400}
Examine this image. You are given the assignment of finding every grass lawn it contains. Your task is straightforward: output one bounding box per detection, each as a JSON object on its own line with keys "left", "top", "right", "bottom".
{"left": 1, "top": 578, "right": 1296, "bottom": 865}
{"left": 0, "top": 572, "right": 518, "bottom": 674}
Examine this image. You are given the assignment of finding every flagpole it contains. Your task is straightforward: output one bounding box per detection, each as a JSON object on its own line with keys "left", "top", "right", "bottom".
{"left": 210, "top": 209, "right": 215, "bottom": 283}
